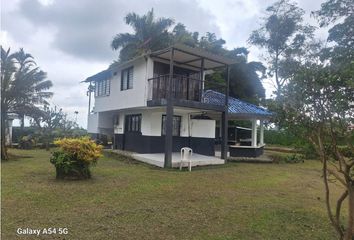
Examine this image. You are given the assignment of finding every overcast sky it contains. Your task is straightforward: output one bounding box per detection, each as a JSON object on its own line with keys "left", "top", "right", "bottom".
{"left": 1, "top": 0, "right": 327, "bottom": 128}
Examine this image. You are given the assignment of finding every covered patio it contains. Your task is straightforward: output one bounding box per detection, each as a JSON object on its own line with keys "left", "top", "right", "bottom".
{"left": 204, "top": 90, "right": 273, "bottom": 158}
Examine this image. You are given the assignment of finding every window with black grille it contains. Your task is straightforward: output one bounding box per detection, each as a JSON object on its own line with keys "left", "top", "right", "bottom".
{"left": 95, "top": 79, "right": 110, "bottom": 97}
{"left": 121, "top": 66, "right": 134, "bottom": 90}
{"left": 125, "top": 114, "right": 141, "bottom": 132}
{"left": 161, "top": 115, "right": 181, "bottom": 136}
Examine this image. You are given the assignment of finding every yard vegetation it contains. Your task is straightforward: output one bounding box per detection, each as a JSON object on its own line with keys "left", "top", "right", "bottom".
{"left": 1, "top": 0, "right": 353, "bottom": 238}
{"left": 2, "top": 149, "right": 346, "bottom": 240}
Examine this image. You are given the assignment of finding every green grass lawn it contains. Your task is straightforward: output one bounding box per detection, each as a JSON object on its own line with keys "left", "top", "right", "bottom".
{"left": 1, "top": 149, "right": 344, "bottom": 239}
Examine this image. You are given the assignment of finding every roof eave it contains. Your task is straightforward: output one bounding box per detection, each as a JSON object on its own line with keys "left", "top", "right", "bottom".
{"left": 228, "top": 113, "right": 273, "bottom": 120}
{"left": 150, "top": 44, "right": 238, "bottom": 68}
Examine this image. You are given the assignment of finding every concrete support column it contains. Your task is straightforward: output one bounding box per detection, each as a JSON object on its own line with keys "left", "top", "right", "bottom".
{"left": 200, "top": 58, "right": 204, "bottom": 101}
{"left": 164, "top": 48, "right": 174, "bottom": 168}
{"left": 251, "top": 119, "right": 257, "bottom": 147}
{"left": 221, "top": 65, "right": 230, "bottom": 160}
{"left": 260, "top": 120, "right": 264, "bottom": 146}
{"left": 221, "top": 112, "right": 227, "bottom": 159}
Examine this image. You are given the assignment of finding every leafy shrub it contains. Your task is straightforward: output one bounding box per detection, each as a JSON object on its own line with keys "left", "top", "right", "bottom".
{"left": 337, "top": 146, "right": 353, "bottom": 158}
{"left": 270, "top": 153, "right": 305, "bottom": 164}
{"left": 264, "top": 130, "right": 300, "bottom": 146}
{"left": 265, "top": 130, "right": 317, "bottom": 158}
{"left": 12, "top": 127, "right": 37, "bottom": 143}
{"left": 18, "top": 135, "right": 37, "bottom": 149}
{"left": 50, "top": 137, "right": 102, "bottom": 180}
{"left": 12, "top": 126, "right": 88, "bottom": 150}
{"left": 297, "top": 142, "right": 317, "bottom": 159}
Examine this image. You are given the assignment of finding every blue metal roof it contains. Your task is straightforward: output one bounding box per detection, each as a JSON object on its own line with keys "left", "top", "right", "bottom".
{"left": 84, "top": 69, "right": 112, "bottom": 82}
{"left": 203, "top": 90, "right": 273, "bottom": 118}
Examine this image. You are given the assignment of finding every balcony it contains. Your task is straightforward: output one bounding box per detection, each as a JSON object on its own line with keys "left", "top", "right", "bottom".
{"left": 147, "top": 74, "right": 225, "bottom": 111}
{"left": 148, "top": 74, "right": 202, "bottom": 101}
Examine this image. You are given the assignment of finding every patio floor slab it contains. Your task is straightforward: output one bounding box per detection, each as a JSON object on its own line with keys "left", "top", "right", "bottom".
{"left": 132, "top": 152, "right": 225, "bottom": 168}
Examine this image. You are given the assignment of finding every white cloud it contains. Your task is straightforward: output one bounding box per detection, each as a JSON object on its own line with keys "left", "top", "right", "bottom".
{"left": 1, "top": 28, "right": 108, "bottom": 127}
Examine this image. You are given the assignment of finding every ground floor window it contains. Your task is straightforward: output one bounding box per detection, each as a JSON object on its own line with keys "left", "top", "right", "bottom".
{"left": 161, "top": 115, "right": 181, "bottom": 136}
{"left": 125, "top": 114, "right": 142, "bottom": 132}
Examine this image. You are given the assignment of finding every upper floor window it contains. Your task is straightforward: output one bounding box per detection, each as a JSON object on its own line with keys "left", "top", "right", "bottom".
{"left": 121, "top": 66, "right": 134, "bottom": 90}
{"left": 95, "top": 79, "right": 110, "bottom": 97}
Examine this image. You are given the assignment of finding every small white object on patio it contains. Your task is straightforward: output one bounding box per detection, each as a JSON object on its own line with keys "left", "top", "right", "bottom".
{"left": 180, "top": 147, "right": 193, "bottom": 171}
{"left": 132, "top": 152, "right": 225, "bottom": 168}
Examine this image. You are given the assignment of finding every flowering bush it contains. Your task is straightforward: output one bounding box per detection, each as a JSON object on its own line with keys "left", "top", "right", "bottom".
{"left": 50, "top": 137, "right": 103, "bottom": 179}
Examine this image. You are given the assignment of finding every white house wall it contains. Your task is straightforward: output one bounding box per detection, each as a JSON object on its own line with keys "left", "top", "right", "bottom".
{"left": 114, "top": 114, "right": 125, "bottom": 134}
{"left": 88, "top": 111, "right": 117, "bottom": 135}
{"left": 111, "top": 109, "right": 163, "bottom": 136}
{"left": 87, "top": 113, "right": 99, "bottom": 133}
{"left": 92, "top": 56, "right": 206, "bottom": 114}
{"left": 97, "top": 111, "right": 114, "bottom": 128}
{"left": 142, "top": 110, "right": 190, "bottom": 137}
{"left": 88, "top": 53, "right": 216, "bottom": 138}
{"left": 109, "top": 108, "right": 215, "bottom": 139}
{"left": 179, "top": 112, "right": 190, "bottom": 137}
{"left": 148, "top": 111, "right": 163, "bottom": 136}
{"left": 94, "top": 57, "right": 152, "bottom": 112}
{"left": 190, "top": 119, "right": 215, "bottom": 138}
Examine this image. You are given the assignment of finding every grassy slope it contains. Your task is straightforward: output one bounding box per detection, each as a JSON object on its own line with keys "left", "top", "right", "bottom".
{"left": 1, "top": 149, "right": 345, "bottom": 240}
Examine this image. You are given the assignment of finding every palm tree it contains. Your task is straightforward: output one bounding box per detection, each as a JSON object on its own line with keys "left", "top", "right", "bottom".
{"left": 1, "top": 47, "right": 53, "bottom": 160}
{"left": 13, "top": 48, "right": 36, "bottom": 130}
{"left": 111, "top": 9, "right": 174, "bottom": 62}
{"left": 171, "top": 23, "right": 199, "bottom": 47}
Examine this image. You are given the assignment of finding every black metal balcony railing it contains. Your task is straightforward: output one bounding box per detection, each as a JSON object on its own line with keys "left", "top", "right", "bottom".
{"left": 147, "top": 74, "right": 225, "bottom": 102}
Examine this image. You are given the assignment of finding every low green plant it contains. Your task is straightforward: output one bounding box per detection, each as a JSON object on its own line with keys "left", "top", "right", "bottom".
{"left": 270, "top": 153, "right": 305, "bottom": 164}
{"left": 264, "top": 130, "right": 300, "bottom": 146}
{"left": 50, "top": 137, "right": 102, "bottom": 180}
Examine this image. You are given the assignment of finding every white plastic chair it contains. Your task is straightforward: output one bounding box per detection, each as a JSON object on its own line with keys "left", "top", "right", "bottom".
{"left": 180, "top": 147, "right": 193, "bottom": 171}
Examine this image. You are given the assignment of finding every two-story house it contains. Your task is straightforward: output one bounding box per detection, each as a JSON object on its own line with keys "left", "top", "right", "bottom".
{"left": 85, "top": 44, "right": 272, "bottom": 167}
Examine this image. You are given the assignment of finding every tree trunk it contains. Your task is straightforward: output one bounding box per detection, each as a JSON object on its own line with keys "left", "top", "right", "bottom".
{"left": 1, "top": 139, "right": 8, "bottom": 160}
{"left": 1, "top": 113, "right": 9, "bottom": 160}
{"left": 323, "top": 156, "right": 344, "bottom": 238}
{"left": 274, "top": 50, "right": 280, "bottom": 99}
{"left": 344, "top": 185, "right": 354, "bottom": 240}
{"left": 20, "top": 114, "right": 25, "bottom": 130}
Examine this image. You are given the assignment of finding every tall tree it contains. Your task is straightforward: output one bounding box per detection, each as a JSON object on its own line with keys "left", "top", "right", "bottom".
{"left": 314, "top": 0, "right": 354, "bottom": 78}
{"left": 270, "top": 1, "right": 354, "bottom": 238}
{"left": 31, "top": 105, "right": 79, "bottom": 150}
{"left": 199, "top": 32, "right": 227, "bottom": 55}
{"left": 171, "top": 23, "right": 199, "bottom": 47}
{"left": 111, "top": 9, "right": 174, "bottom": 62}
{"left": 1, "top": 47, "right": 53, "bottom": 160}
{"left": 282, "top": 53, "right": 354, "bottom": 240}
{"left": 248, "top": 0, "right": 315, "bottom": 98}
{"left": 12, "top": 48, "right": 36, "bottom": 130}
{"left": 228, "top": 48, "right": 266, "bottom": 103}
{"left": 312, "top": 1, "right": 354, "bottom": 239}
{"left": 206, "top": 47, "right": 266, "bottom": 103}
